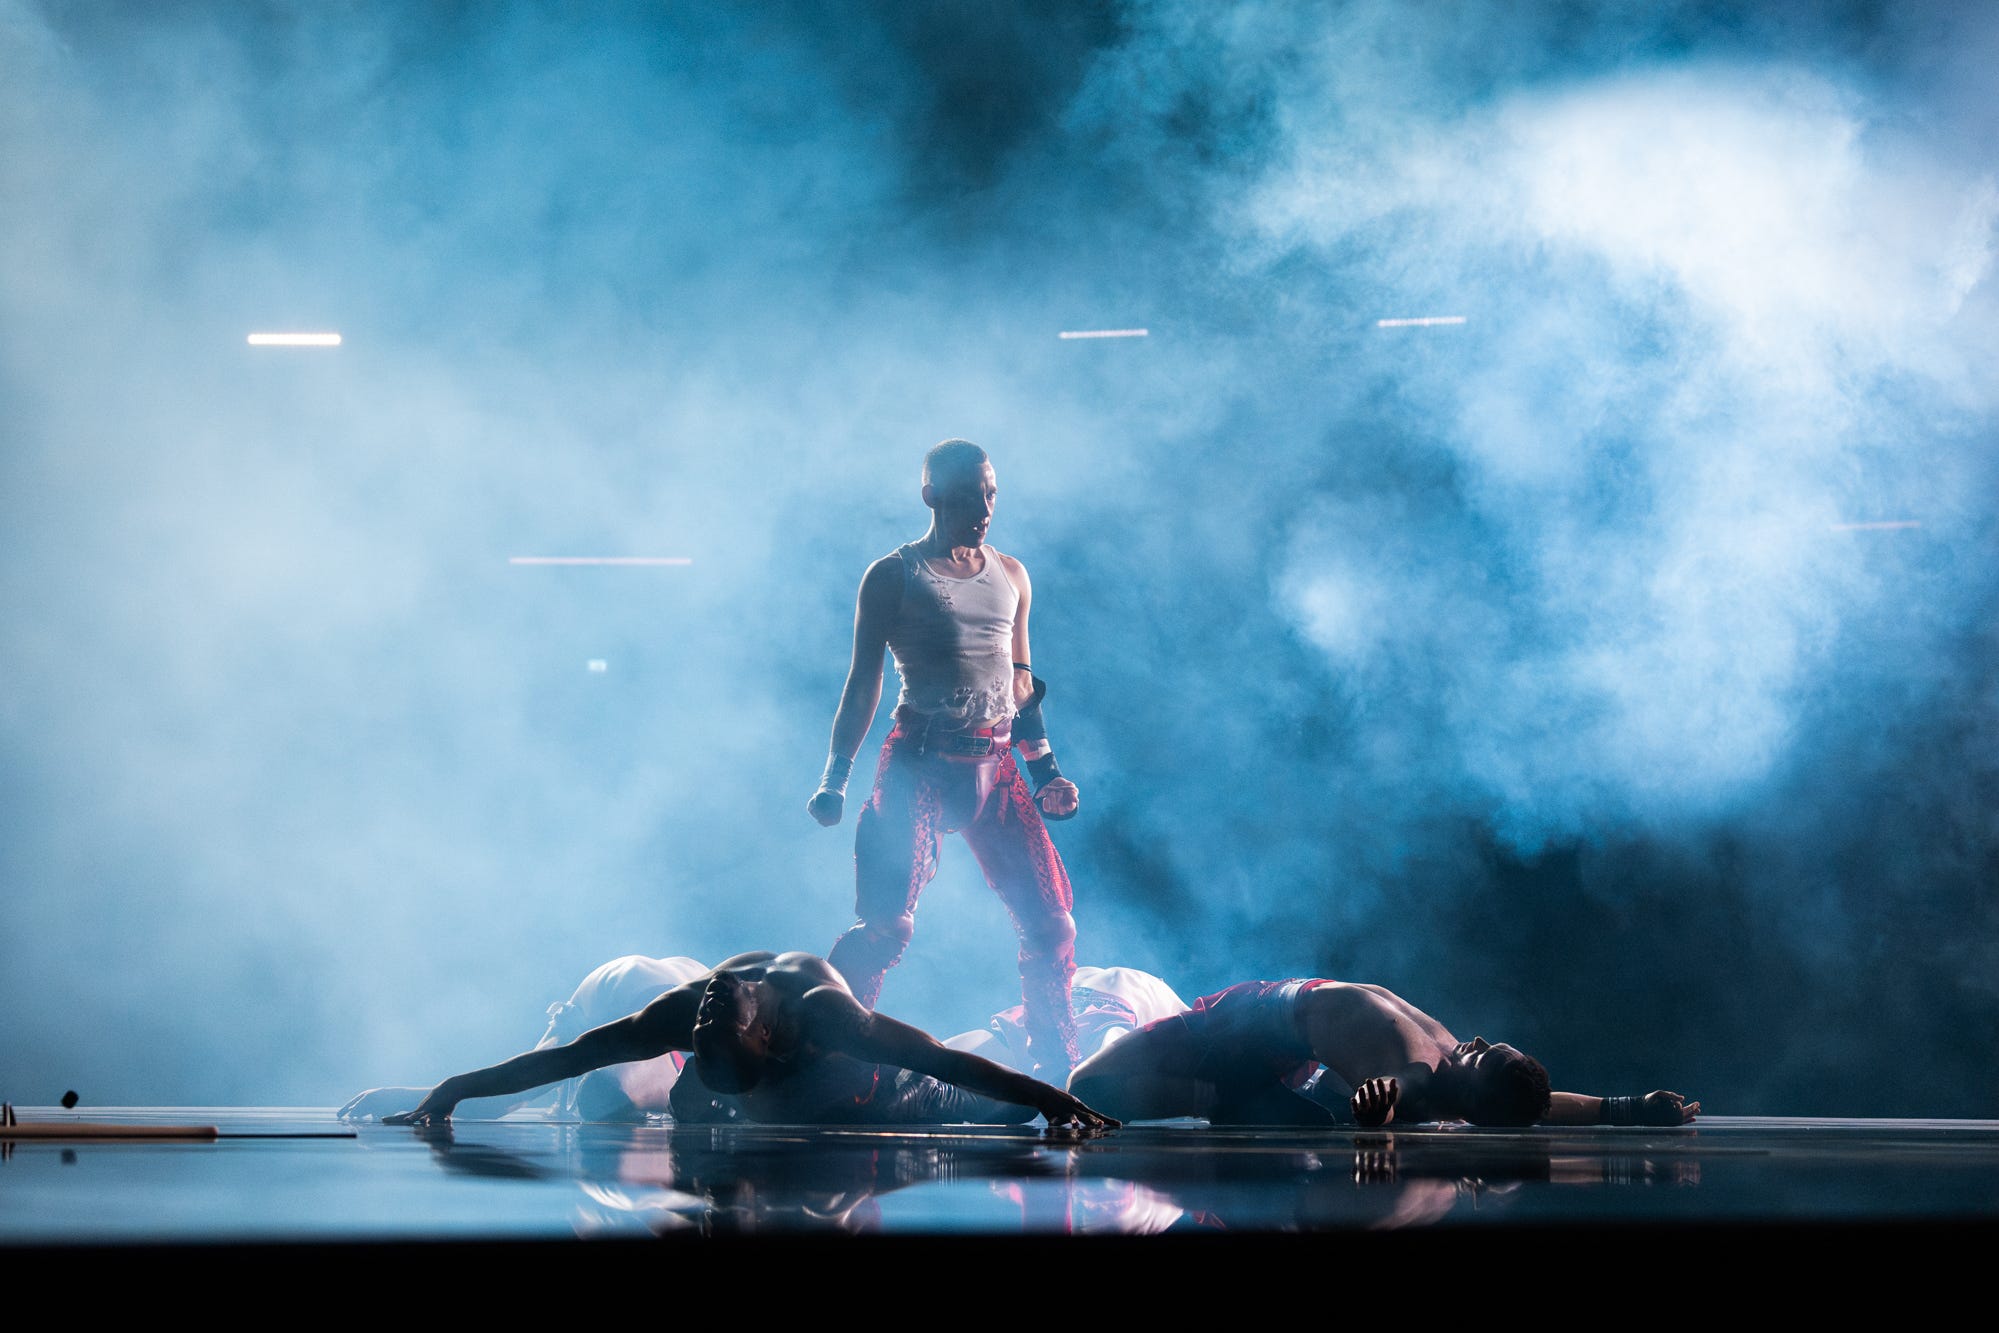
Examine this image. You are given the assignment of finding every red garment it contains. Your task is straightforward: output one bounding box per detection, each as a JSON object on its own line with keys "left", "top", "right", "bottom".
{"left": 1144, "top": 979, "right": 1324, "bottom": 1088}
{"left": 828, "top": 724, "right": 1079, "bottom": 1069}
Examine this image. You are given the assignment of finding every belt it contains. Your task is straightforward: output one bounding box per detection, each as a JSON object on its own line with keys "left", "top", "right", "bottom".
{"left": 902, "top": 716, "right": 1011, "bottom": 758}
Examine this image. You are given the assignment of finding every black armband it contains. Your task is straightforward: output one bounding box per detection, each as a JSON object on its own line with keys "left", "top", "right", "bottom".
{"left": 1025, "top": 751, "right": 1063, "bottom": 791}
{"left": 1600, "top": 1095, "right": 1640, "bottom": 1125}
{"left": 1011, "top": 675, "right": 1050, "bottom": 747}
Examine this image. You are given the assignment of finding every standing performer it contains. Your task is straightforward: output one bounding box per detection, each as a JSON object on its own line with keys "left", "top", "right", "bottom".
{"left": 809, "top": 439, "right": 1083, "bottom": 1075}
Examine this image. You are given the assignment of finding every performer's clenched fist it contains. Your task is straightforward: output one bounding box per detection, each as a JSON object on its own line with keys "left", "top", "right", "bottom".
{"left": 808, "top": 753, "right": 853, "bottom": 827}
{"left": 1035, "top": 776, "right": 1080, "bottom": 820}
{"left": 807, "top": 788, "right": 845, "bottom": 826}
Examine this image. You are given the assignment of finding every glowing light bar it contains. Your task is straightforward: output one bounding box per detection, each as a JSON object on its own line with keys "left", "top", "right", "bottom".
{"left": 1830, "top": 521, "right": 1921, "bottom": 531}
{"left": 586, "top": 660, "right": 608, "bottom": 673}
{"left": 508, "top": 557, "right": 694, "bottom": 566}
{"left": 1375, "top": 316, "right": 1466, "bottom": 328}
{"left": 246, "top": 332, "right": 342, "bottom": 346}
{"left": 1058, "top": 329, "right": 1149, "bottom": 339}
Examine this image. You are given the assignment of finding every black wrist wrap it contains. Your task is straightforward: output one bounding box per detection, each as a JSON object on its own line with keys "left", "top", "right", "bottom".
{"left": 1012, "top": 676, "right": 1049, "bottom": 747}
{"left": 1601, "top": 1095, "right": 1640, "bottom": 1125}
{"left": 1025, "top": 752, "right": 1062, "bottom": 791}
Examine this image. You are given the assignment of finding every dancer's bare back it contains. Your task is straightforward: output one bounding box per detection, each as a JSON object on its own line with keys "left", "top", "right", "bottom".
{"left": 1295, "top": 982, "right": 1459, "bottom": 1086}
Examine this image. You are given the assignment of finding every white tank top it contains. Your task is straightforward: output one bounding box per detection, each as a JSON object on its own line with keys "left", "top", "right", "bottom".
{"left": 886, "top": 541, "right": 1019, "bottom": 727}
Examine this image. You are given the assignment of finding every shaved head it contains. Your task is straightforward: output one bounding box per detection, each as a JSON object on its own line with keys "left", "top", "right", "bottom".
{"left": 922, "top": 438, "right": 989, "bottom": 485}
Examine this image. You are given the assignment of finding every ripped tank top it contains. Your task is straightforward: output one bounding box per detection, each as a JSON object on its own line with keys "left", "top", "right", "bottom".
{"left": 885, "top": 541, "right": 1019, "bottom": 727}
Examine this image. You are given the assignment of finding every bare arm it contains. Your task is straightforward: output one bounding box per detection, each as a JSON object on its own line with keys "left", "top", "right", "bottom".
{"left": 1543, "top": 1090, "right": 1700, "bottom": 1126}
{"left": 341, "top": 1016, "right": 580, "bottom": 1121}
{"left": 830, "top": 557, "right": 900, "bottom": 760}
{"left": 809, "top": 557, "right": 900, "bottom": 825}
{"left": 999, "top": 554, "right": 1078, "bottom": 819}
{"left": 340, "top": 1084, "right": 552, "bottom": 1123}
{"left": 1005, "top": 554, "right": 1036, "bottom": 715}
{"left": 805, "top": 988, "right": 1116, "bottom": 1128}
{"left": 1543, "top": 1093, "right": 1603, "bottom": 1125}
{"left": 386, "top": 988, "right": 701, "bottom": 1126}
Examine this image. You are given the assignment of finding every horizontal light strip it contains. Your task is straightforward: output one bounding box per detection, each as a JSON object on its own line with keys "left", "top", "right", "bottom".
{"left": 1058, "top": 328, "right": 1149, "bottom": 339}
{"left": 508, "top": 556, "right": 694, "bottom": 566}
{"left": 1829, "top": 521, "right": 1921, "bottom": 532}
{"left": 247, "top": 332, "right": 342, "bottom": 346}
{"left": 1375, "top": 316, "right": 1466, "bottom": 328}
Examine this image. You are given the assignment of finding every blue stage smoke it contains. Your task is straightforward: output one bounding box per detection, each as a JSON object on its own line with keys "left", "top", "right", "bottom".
{"left": 1, "top": 1, "right": 1992, "bottom": 1115}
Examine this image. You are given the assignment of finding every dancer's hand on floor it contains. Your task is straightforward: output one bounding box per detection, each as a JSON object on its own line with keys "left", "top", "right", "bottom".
{"left": 1352, "top": 1076, "right": 1400, "bottom": 1127}
{"left": 383, "top": 1085, "right": 458, "bottom": 1127}
{"left": 1640, "top": 1090, "right": 1700, "bottom": 1125}
{"left": 1040, "top": 1088, "right": 1119, "bottom": 1134}
{"left": 337, "top": 1087, "right": 428, "bottom": 1122}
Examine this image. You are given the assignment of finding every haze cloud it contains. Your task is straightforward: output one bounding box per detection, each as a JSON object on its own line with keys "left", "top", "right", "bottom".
{"left": 2, "top": 1, "right": 1992, "bottom": 1116}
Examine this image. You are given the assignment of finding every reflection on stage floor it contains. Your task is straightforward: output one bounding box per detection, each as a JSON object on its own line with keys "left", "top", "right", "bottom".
{"left": 5, "top": 1109, "right": 1997, "bottom": 1246}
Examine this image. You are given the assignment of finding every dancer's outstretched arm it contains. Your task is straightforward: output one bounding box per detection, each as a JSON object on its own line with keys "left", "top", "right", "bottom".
{"left": 1354, "top": 1078, "right": 1699, "bottom": 1127}
{"left": 386, "top": 986, "right": 701, "bottom": 1126}
{"left": 1543, "top": 1090, "right": 1700, "bottom": 1125}
{"left": 804, "top": 987, "right": 1117, "bottom": 1129}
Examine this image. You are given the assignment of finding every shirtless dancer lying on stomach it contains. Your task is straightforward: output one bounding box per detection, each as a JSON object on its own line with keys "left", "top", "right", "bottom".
{"left": 380, "top": 951, "right": 1116, "bottom": 1130}
{"left": 342, "top": 960, "right": 1186, "bottom": 1123}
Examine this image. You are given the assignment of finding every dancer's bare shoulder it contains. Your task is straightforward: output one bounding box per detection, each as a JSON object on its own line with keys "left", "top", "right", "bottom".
{"left": 710, "top": 950, "right": 779, "bottom": 977}
{"left": 862, "top": 553, "right": 904, "bottom": 588}
{"left": 763, "top": 951, "right": 849, "bottom": 991}
{"left": 989, "top": 547, "right": 1030, "bottom": 587}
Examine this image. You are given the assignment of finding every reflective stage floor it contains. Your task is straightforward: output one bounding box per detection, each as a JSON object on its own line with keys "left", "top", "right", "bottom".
{"left": 6, "top": 1109, "right": 1997, "bottom": 1260}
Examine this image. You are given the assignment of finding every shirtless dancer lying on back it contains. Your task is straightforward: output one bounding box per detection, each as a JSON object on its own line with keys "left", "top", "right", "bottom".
{"left": 1068, "top": 977, "right": 1698, "bottom": 1128}
{"left": 375, "top": 951, "right": 1116, "bottom": 1130}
